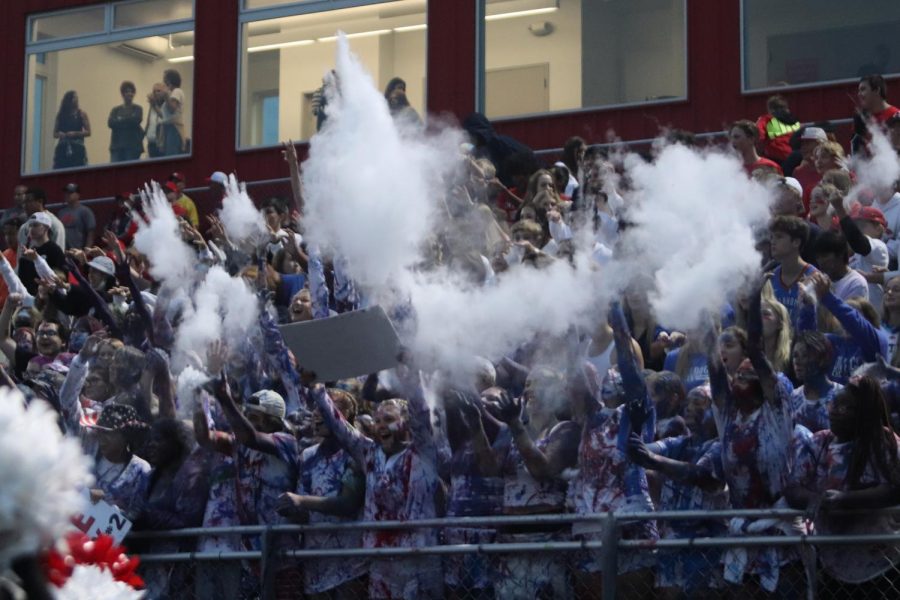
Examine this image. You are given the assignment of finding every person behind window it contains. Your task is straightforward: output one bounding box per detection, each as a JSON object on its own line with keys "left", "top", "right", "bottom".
{"left": 52, "top": 90, "right": 91, "bottom": 170}
{"left": 160, "top": 69, "right": 185, "bottom": 156}
{"left": 107, "top": 80, "right": 143, "bottom": 163}
{"left": 384, "top": 77, "right": 421, "bottom": 126}
{"left": 144, "top": 82, "right": 167, "bottom": 158}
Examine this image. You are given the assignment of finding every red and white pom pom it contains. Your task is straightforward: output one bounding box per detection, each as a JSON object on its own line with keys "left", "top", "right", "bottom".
{"left": 0, "top": 389, "right": 93, "bottom": 568}
{"left": 44, "top": 532, "right": 144, "bottom": 599}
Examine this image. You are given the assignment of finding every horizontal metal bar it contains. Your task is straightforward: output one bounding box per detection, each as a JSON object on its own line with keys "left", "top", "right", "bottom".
{"left": 126, "top": 506, "right": 900, "bottom": 541}
{"left": 137, "top": 531, "right": 900, "bottom": 563}
{"left": 139, "top": 551, "right": 259, "bottom": 563}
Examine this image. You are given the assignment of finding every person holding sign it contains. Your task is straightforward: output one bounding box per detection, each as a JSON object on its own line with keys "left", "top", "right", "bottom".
{"left": 59, "top": 335, "right": 151, "bottom": 522}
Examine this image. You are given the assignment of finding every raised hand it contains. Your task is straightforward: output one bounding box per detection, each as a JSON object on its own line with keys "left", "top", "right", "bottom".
{"left": 626, "top": 432, "right": 654, "bottom": 468}
{"left": 490, "top": 391, "right": 523, "bottom": 425}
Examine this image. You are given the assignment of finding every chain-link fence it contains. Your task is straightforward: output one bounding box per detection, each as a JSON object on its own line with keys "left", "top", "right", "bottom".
{"left": 127, "top": 508, "right": 900, "bottom": 599}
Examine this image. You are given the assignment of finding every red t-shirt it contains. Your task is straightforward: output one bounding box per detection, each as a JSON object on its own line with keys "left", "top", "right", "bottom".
{"left": 792, "top": 161, "right": 822, "bottom": 216}
{"left": 873, "top": 105, "right": 900, "bottom": 124}
{"left": 745, "top": 157, "right": 784, "bottom": 176}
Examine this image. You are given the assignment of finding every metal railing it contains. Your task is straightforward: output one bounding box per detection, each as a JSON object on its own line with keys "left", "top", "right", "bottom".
{"left": 126, "top": 507, "right": 900, "bottom": 599}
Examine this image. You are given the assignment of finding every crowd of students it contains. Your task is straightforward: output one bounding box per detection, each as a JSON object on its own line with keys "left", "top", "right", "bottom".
{"left": 2, "top": 74, "right": 900, "bottom": 600}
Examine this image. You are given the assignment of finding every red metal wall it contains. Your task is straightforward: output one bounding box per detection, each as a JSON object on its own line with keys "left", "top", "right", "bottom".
{"left": 0, "top": 0, "right": 877, "bottom": 210}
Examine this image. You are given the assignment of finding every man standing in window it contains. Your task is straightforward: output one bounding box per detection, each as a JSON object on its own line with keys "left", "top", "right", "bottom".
{"left": 145, "top": 82, "right": 167, "bottom": 158}
{"left": 108, "top": 80, "right": 143, "bottom": 163}
{"left": 57, "top": 183, "right": 95, "bottom": 250}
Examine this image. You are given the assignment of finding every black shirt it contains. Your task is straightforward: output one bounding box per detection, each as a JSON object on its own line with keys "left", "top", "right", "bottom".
{"left": 18, "top": 240, "right": 65, "bottom": 295}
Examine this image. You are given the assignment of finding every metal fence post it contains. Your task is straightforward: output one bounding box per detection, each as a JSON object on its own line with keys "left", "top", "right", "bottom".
{"left": 602, "top": 512, "right": 618, "bottom": 600}
{"left": 260, "top": 527, "right": 276, "bottom": 600}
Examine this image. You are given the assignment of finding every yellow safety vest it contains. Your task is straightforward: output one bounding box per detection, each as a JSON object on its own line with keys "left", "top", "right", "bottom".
{"left": 765, "top": 118, "right": 800, "bottom": 140}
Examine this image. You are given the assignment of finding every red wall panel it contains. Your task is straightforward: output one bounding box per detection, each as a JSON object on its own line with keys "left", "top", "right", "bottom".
{"left": 0, "top": 0, "right": 887, "bottom": 212}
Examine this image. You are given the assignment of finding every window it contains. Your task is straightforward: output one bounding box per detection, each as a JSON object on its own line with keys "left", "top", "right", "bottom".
{"left": 742, "top": 0, "right": 900, "bottom": 91}
{"left": 239, "top": 0, "right": 427, "bottom": 148}
{"left": 478, "top": 0, "right": 686, "bottom": 119}
{"left": 23, "top": 1, "right": 195, "bottom": 174}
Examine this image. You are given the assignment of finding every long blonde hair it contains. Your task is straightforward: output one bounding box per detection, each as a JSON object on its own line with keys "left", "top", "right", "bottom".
{"left": 762, "top": 299, "right": 792, "bottom": 373}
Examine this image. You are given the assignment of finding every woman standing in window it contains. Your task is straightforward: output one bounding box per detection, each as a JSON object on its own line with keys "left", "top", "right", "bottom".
{"left": 160, "top": 69, "right": 185, "bottom": 156}
{"left": 52, "top": 90, "right": 91, "bottom": 169}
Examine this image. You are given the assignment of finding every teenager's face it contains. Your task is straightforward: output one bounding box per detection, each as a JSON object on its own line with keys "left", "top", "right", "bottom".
{"left": 814, "top": 148, "right": 838, "bottom": 174}
{"left": 828, "top": 392, "right": 855, "bottom": 440}
{"left": 884, "top": 278, "right": 900, "bottom": 311}
{"left": 858, "top": 81, "right": 880, "bottom": 112}
{"left": 815, "top": 252, "right": 844, "bottom": 280}
{"left": 83, "top": 370, "right": 111, "bottom": 401}
{"left": 289, "top": 290, "right": 313, "bottom": 323}
{"left": 792, "top": 342, "right": 814, "bottom": 382}
{"left": 718, "top": 332, "right": 746, "bottom": 373}
{"left": 769, "top": 230, "right": 795, "bottom": 260}
{"left": 761, "top": 304, "right": 781, "bottom": 338}
{"left": 121, "top": 88, "right": 135, "bottom": 104}
{"left": 730, "top": 127, "right": 752, "bottom": 153}
{"left": 263, "top": 207, "right": 281, "bottom": 230}
{"left": 35, "top": 323, "right": 62, "bottom": 356}
{"left": 97, "top": 430, "right": 128, "bottom": 462}
{"left": 800, "top": 139, "right": 820, "bottom": 161}
{"left": 29, "top": 223, "right": 49, "bottom": 244}
{"left": 683, "top": 390, "right": 711, "bottom": 431}
{"left": 374, "top": 403, "right": 406, "bottom": 454}
{"left": 809, "top": 190, "right": 828, "bottom": 217}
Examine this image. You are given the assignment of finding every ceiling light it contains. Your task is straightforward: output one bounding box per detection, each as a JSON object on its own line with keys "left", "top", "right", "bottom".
{"left": 393, "top": 24, "right": 427, "bottom": 33}
{"left": 317, "top": 29, "right": 391, "bottom": 43}
{"left": 248, "top": 39, "right": 314, "bottom": 53}
{"left": 486, "top": 7, "right": 558, "bottom": 21}
{"left": 167, "top": 55, "right": 193, "bottom": 63}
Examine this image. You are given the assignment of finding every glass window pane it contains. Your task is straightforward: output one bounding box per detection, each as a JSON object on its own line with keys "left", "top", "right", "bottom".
{"left": 483, "top": 0, "right": 686, "bottom": 118}
{"left": 743, "top": 0, "right": 900, "bottom": 90}
{"left": 30, "top": 7, "right": 106, "bottom": 42}
{"left": 244, "top": 0, "right": 316, "bottom": 9}
{"left": 239, "top": 0, "right": 427, "bottom": 147}
{"left": 114, "top": 0, "right": 194, "bottom": 29}
{"left": 23, "top": 33, "right": 195, "bottom": 174}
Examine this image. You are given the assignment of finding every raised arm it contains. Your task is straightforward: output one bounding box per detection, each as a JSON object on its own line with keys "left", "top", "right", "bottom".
{"left": 812, "top": 272, "right": 886, "bottom": 361}
{"left": 398, "top": 369, "right": 438, "bottom": 465}
{"left": 629, "top": 434, "right": 723, "bottom": 491}
{"left": 257, "top": 299, "right": 301, "bottom": 415}
{"left": 59, "top": 342, "right": 95, "bottom": 436}
{"left": 213, "top": 371, "right": 280, "bottom": 456}
{"left": 311, "top": 383, "right": 369, "bottom": 468}
{"left": 609, "top": 301, "right": 655, "bottom": 438}
{"left": 65, "top": 258, "right": 123, "bottom": 339}
{"left": 747, "top": 277, "right": 780, "bottom": 405}
{"left": 0, "top": 294, "right": 22, "bottom": 363}
{"left": 307, "top": 247, "right": 330, "bottom": 320}
{"left": 492, "top": 392, "right": 575, "bottom": 480}
{"left": 454, "top": 392, "right": 500, "bottom": 476}
{"left": 282, "top": 141, "right": 304, "bottom": 215}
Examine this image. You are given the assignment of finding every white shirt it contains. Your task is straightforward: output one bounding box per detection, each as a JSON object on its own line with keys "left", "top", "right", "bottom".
{"left": 849, "top": 235, "right": 889, "bottom": 310}
{"left": 832, "top": 269, "right": 869, "bottom": 302}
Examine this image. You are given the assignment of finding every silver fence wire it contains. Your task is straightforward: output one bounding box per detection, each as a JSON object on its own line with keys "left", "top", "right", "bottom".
{"left": 127, "top": 509, "right": 900, "bottom": 600}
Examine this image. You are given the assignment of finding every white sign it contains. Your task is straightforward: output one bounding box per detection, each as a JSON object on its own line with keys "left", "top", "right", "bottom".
{"left": 71, "top": 493, "right": 132, "bottom": 544}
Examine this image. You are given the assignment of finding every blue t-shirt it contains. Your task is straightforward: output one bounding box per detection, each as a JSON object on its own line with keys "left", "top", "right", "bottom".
{"left": 771, "top": 263, "right": 817, "bottom": 329}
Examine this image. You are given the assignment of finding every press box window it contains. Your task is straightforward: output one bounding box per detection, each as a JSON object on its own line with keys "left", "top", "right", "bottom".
{"left": 23, "top": 0, "right": 195, "bottom": 174}
{"left": 239, "top": 0, "right": 427, "bottom": 148}
{"left": 480, "top": 0, "right": 687, "bottom": 119}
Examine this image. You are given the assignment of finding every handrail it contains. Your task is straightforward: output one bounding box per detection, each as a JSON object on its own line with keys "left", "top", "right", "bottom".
{"left": 126, "top": 506, "right": 900, "bottom": 540}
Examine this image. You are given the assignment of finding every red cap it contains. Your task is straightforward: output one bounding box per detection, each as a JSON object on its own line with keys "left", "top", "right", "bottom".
{"left": 852, "top": 205, "right": 887, "bottom": 228}
{"left": 164, "top": 181, "right": 179, "bottom": 194}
